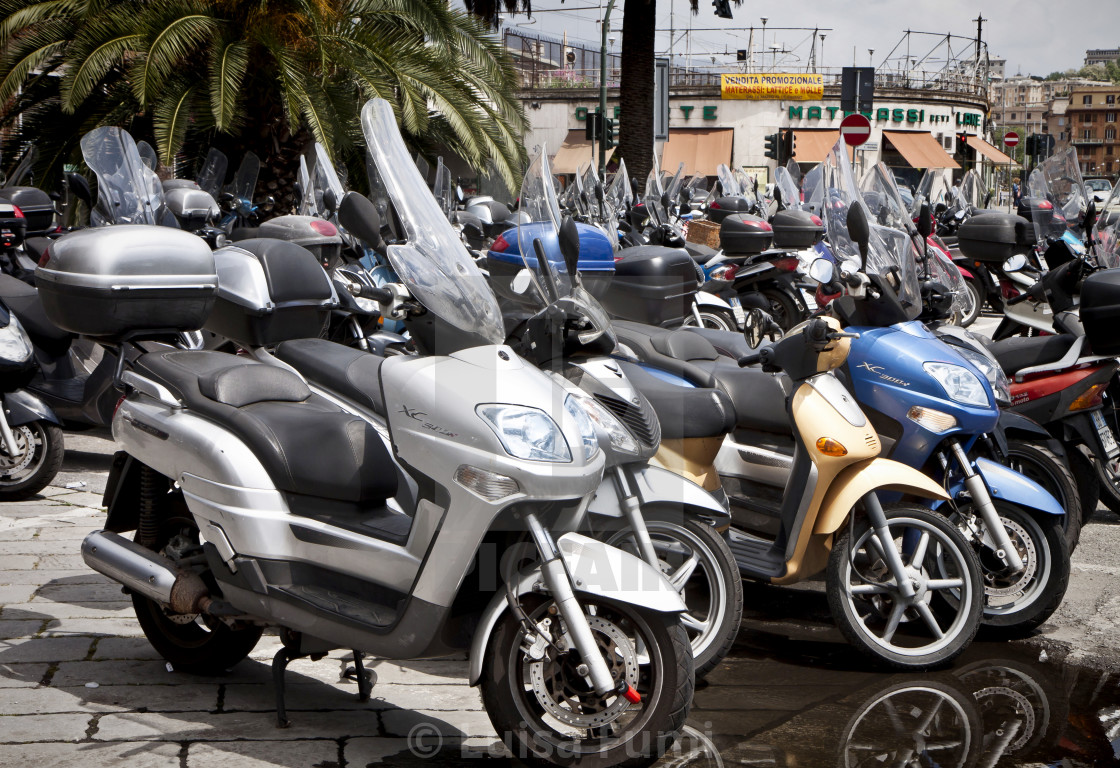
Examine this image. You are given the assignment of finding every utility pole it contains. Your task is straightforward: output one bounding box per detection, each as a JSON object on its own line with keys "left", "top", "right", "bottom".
{"left": 598, "top": 0, "right": 617, "bottom": 177}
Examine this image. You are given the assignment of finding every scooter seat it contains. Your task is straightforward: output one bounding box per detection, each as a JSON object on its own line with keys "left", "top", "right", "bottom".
{"left": 684, "top": 242, "right": 721, "bottom": 266}
{"left": 694, "top": 360, "right": 792, "bottom": 435}
{"left": 0, "top": 273, "right": 72, "bottom": 356}
{"left": 987, "top": 334, "right": 1077, "bottom": 376}
{"left": 616, "top": 361, "right": 734, "bottom": 440}
{"left": 133, "top": 349, "right": 397, "bottom": 505}
{"left": 274, "top": 338, "right": 386, "bottom": 417}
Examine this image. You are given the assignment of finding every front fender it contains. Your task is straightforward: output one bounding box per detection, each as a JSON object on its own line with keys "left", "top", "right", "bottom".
{"left": 3, "top": 390, "right": 60, "bottom": 427}
{"left": 972, "top": 456, "right": 1065, "bottom": 516}
{"left": 695, "top": 292, "right": 733, "bottom": 311}
{"left": 814, "top": 458, "right": 950, "bottom": 536}
{"left": 468, "top": 532, "right": 685, "bottom": 686}
{"left": 587, "top": 465, "right": 730, "bottom": 520}
{"left": 993, "top": 410, "right": 1063, "bottom": 457}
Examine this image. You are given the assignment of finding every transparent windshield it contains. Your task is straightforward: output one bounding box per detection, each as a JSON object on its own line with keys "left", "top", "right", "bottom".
{"left": 414, "top": 154, "right": 430, "bottom": 186}
{"left": 927, "top": 241, "right": 968, "bottom": 319}
{"left": 229, "top": 152, "right": 259, "bottom": 203}
{"left": 297, "top": 155, "right": 314, "bottom": 216}
{"left": 307, "top": 144, "right": 346, "bottom": 221}
{"left": 80, "top": 126, "right": 167, "bottom": 226}
{"left": 433, "top": 158, "right": 454, "bottom": 217}
{"left": 643, "top": 153, "right": 666, "bottom": 226}
{"left": 6, "top": 146, "right": 36, "bottom": 187}
{"left": 663, "top": 162, "right": 685, "bottom": 212}
{"left": 196, "top": 148, "right": 228, "bottom": 198}
{"left": 606, "top": 159, "right": 633, "bottom": 209}
{"left": 958, "top": 170, "right": 985, "bottom": 213}
{"left": 774, "top": 166, "right": 800, "bottom": 210}
{"left": 1040, "top": 147, "right": 1088, "bottom": 238}
{"left": 821, "top": 140, "right": 921, "bottom": 318}
{"left": 1027, "top": 167, "right": 1066, "bottom": 244}
{"left": 1093, "top": 181, "right": 1120, "bottom": 269}
{"left": 732, "top": 169, "right": 756, "bottom": 207}
{"left": 716, "top": 164, "right": 740, "bottom": 197}
{"left": 803, "top": 164, "right": 824, "bottom": 215}
{"left": 136, "top": 141, "right": 158, "bottom": 172}
{"left": 860, "top": 162, "right": 911, "bottom": 232}
{"left": 912, "top": 170, "right": 952, "bottom": 218}
{"left": 580, "top": 163, "right": 619, "bottom": 250}
{"left": 360, "top": 98, "right": 504, "bottom": 344}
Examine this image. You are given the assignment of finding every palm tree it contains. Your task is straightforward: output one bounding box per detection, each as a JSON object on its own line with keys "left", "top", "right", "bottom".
{"left": 465, "top": 0, "right": 738, "bottom": 186}
{"left": 0, "top": 0, "right": 527, "bottom": 202}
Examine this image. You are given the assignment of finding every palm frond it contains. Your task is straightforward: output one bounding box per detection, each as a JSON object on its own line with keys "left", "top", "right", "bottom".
{"left": 208, "top": 37, "right": 249, "bottom": 130}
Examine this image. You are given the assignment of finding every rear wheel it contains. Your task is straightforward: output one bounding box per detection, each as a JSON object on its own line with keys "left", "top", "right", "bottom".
{"left": 1094, "top": 455, "right": 1120, "bottom": 519}
{"left": 1002, "top": 439, "right": 1083, "bottom": 552}
{"left": 760, "top": 288, "right": 802, "bottom": 331}
{"left": 0, "top": 420, "right": 64, "bottom": 500}
{"left": 133, "top": 507, "right": 262, "bottom": 674}
{"left": 827, "top": 503, "right": 983, "bottom": 669}
{"left": 681, "top": 308, "right": 737, "bottom": 332}
{"left": 958, "top": 279, "right": 983, "bottom": 327}
{"left": 481, "top": 596, "right": 693, "bottom": 768}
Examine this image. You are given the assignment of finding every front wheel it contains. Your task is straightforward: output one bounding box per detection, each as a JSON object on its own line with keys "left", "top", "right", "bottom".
{"left": 681, "top": 307, "right": 737, "bottom": 332}
{"left": 1001, "top": 439, "right": 1082, "bottom": 552}
{"left": 480, "top": 596, "right": 693, "bottom": 768}
{"left": 958, "top": 278, "right": 983, "bottom": 327}
{"left": 0, "top": 420, "right": 64, "bottom": 500}
{"left": 604, "top": 510, "right": 743, "bottom": 680}
{"left": 827, "top": 503, "right": 983, "bottom": 670}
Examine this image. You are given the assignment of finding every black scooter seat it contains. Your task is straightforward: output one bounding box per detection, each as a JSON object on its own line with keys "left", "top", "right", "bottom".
{"left": 615, "top": 361, "right": 734, "bottom": 440}
{"left": 0, "top": 273, "right": 72, "bottom": 356}
{"left": 987, "top": 334, "right": 1077, "bottom": 376}
{"left": 274, "top": 338, "right": 387, "bottom": 417}
{"left": 133, "top": 349, "right": 396, "bottom": 505}
{"left": 692, "top": 360, "right": 792, "bottom": 435}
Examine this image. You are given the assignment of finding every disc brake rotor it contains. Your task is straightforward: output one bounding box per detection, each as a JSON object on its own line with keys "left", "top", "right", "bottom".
{"left": 528, "top": 615, "right": 639, "bottom": 729}
{"left": 982, "top": 517, "right": 1037, "bottom": 598}
{"left": 0, "top": 426, "right": 34, "bottom": 475}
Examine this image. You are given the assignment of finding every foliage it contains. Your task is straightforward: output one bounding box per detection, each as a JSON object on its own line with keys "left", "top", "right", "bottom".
{"left": 0, "top": 0, "right": 527, "bottom": 192}
{"left": 1045, "top": 63, "right": 1120, "bottom": 84}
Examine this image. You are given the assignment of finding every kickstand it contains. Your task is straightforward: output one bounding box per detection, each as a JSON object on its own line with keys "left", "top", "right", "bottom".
{"left": 272, "top": 647, "right": 303, "bottom": 728}
{"left": 343, "top": 650, "right": 374, "bottom": 702}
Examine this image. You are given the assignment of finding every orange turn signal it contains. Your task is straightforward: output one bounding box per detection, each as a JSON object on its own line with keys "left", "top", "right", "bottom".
{"left": 816, "top": 437, "right": 848, "bottom": 456}
{"left": 1069, "top": 383, "right": 1108, "bottom": 412}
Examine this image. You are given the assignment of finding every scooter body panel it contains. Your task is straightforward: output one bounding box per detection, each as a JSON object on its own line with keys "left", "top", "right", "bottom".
{"left": 3, "top": 388, "right": 59, "bottom": 426}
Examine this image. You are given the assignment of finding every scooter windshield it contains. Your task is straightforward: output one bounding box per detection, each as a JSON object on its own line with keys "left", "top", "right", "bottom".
{"left": 1040, "top": 147, "right": 1088, "bottom": 238}
{"left": 80, "top": 126, "right": 167, "bottom": 226}
{"left": 860, "top": 162, "right": 910, "bottom": 232}
{"left": 774, "top": 166, "right": 801, "bottom": 211}
{"left": 716, "top": 164, "right": 740, "bottom": 197}
{"left": 308, "top": 143, "right": 346, "bottom": 221}
{"left": 822, "top": 141, "right": 921, "bottom": 318}
{"left": 606, "top": 159, "right": 632, "bottom": 209}
{"left": 1093, "top": 181, "right": 1120, "bottom": 269}
{"left": 581, "top": 163, "right": 619, "bottom": 251}
{"left": 803, "top": 164, "right": 824, "bottom": 215}
{"left": 433, "top": 158, "right": 454, "bottom": 218}
{"left": 957, "top": 170, "right": 985, "bottom": 213}
{"left": 136, "top": 141, "right": 158, "bottom": 172}
{"left": 517, "top": 147, "right": 615, "bottom": 344}
{"left": 360, "top": 98, "right": 505, "bottom": 344}
{"left": 1027, "top": 167, "right": 1066, "bottom": 245}
{"left": 229, "top": 152, "right": 260, "bottom": 204}
{"left": 196, "top": 148, "right": 228, "bottom": 199}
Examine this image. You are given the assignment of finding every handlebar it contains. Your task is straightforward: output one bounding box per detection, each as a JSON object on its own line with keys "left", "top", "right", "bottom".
{"left": 348, "top": 282, "right": 393, "bottom": 303}
{"left": 1005, "top": 290, "right": 1035, "bottom": 306}
{"left": 737, "top": 352, "right": 763, "bottom": 368}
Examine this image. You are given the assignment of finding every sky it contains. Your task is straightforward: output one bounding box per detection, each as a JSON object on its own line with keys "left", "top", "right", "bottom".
{"left": 490, "top": 0, "right": 1120, "bottom": 80}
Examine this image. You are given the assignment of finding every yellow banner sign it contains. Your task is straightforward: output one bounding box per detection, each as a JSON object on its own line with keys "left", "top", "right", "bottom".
{"left": 721, "top": 73, "right": 823, "bottom": 101}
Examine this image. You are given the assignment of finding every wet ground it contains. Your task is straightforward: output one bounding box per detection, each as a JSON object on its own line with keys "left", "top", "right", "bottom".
{"left": 3, "top": 430, "right": 1120, "bottom": 767}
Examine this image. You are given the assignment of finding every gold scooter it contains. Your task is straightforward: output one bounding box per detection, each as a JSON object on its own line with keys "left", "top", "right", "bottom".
{"left": 658, "top": 311, "right": 985, "bottom": 668}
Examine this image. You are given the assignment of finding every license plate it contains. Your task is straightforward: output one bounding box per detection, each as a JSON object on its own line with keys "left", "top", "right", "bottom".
{"left": 728, "top": 296, "right": 745, "bottom": 325}
{"left": 1092, "top": 409, "right": 1120, "bottom": 458}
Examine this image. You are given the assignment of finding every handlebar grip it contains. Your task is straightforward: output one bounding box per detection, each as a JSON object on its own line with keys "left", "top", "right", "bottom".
{"left": 737, "top": 353, "right": 762, "bottom": 368}
{"left": 1005, "top": 291, "right": 1033, "bottom": 306}
{"left": 358, "top": 285, "right": 394, "bottom": 303}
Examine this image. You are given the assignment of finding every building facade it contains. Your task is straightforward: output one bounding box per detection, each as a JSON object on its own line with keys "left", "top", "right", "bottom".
{"left": 1066, "top": 85, "right": 1120, "bottom": 176}
{"left": 1085, "top": 47, "right": 1120, "bottom": 67}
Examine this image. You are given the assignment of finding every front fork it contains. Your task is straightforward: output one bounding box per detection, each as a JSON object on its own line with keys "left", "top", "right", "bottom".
{"left": 0, "top": 405, "right": 22, "bottom": 458}
{"left": 945, "top": 439, "right": 1024, "bottom": 573}
{"left": 523, "top": 511, "right": 620, "bottom": 698}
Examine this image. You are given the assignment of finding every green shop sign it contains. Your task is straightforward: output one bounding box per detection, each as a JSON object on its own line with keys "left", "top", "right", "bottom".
{"left": 788, "top": 105, "right": 981, "bottom": 127}
{"left": 576, "top": 106, "right": 717, "bottom": 120}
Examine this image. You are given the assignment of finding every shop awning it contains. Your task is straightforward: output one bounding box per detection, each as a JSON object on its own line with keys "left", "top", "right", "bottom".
{"left": 883, "top": 131, "right": 960, "bottom": 169}
{"left": 964, "top": 135, "right": 1014, "bottom": 165}
{"left": 660, "top": 128, "right": 734, "bottom": 176}
{"left": 791, "top": 130, "right": 841, "bottom": 163}
{"left": 551, "top": 130, "right": 614, "bottom": 174}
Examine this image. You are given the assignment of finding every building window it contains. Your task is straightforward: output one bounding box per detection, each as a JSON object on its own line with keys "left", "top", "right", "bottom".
{"left": 1084, "top": 113, "right": 1094, "bottom": 123}
{"left": 1026, "top": 113, "right": 1032, "bottom": 120}
{"left": 1109, "top": 162, "right": 1114, "bottom": 173}
{"left": 1059, "top": 117, "right": 1066, "bottom": 126}
{"left": 1084, "top": 128, "right": 1093, "bottom": 139}
{"left": 1084, "top": 95, "right": 1094, "bottom": 105}
{"left": 1011, "top": 113, "right": 1017, "bottom": 120}
{"left": 1108, "top": 128, "right": 1117, "bottom": 140}
{"left": 1109, "top": 95, "right": 1117, "bottom": 104}
{"left": 1108, "top": 112, "right": 1117, "bottom": 123}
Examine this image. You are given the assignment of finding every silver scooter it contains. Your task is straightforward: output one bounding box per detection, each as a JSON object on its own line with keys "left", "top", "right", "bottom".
{"left": 49, "top": 100, "right": 694, "bottom": 768}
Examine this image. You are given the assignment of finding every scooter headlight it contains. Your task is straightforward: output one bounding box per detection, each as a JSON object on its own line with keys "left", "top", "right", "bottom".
{"left": 923, "top": 362, "right": 990, "bottom": 408}
{"left": 477, "top": 404, "right": 572, "bottom": 463}
{"left": 0, "top": 314, "right": 33, "bottom": 364}
{"left": 568, "top": 391, "right": 639, "bottom": 456}
{"left": 953, "top": 347, "right": 1011, "bottom": 405}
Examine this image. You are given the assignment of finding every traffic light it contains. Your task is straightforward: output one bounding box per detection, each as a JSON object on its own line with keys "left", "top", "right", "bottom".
{"left": 712, "top": 0, "right": 733, "bottom": 19}
{"left": 764, "top": 132, "right": 779, "bottom": 161}
{"left": 782, "top": 129, "right": 796, "bottom": 161}
{"left": 736, "top": 49, "right": 747, "bottom": 62}
{"left": 1025, "top": 134, "right": 1038, "bottom": 157}
{"left": 603, "top": 118, "right": 616, "bottom": 149}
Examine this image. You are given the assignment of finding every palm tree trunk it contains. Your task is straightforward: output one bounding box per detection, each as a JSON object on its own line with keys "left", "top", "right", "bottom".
{"left": 618, "top": 0, "right": 657, "bottom": 186}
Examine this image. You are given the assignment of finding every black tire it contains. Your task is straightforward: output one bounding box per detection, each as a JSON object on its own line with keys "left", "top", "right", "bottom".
{"left": 1094, "top": 454, "right": 1120, "bottom": 520}
{"left": 480, "top": 596, "right": 694, "bottom": 768}
{"left": 0, "top": 420, "right": 64, "bottom": 500}
{"left": 760, "top": 288, "right": 802, "bottom": 331}
{"left": 954, "top": 658, "right": 1065, "bottom": 760}
{"left": 604, "top": 509, "right": 743, "bottom": 680}
{"left": 827, "top": 503, "right": 983, "bottom": 670}
{"left": 681, "top": 308, "right": 737, "bottom": 332}
{"left": 968, "top": 503, "right": 1070, "bottom": 639}
{"left": 959, "top": 278, "right": 983, "bottom": 327}
{"left": 133, "top": 510, "right": 262, "bottom": 674}
{"left": 1002, "top": 439, "right": 1083, "bottom": 552}
{"left": 1068, "top": 447, "right": 1100, "bottom": 524}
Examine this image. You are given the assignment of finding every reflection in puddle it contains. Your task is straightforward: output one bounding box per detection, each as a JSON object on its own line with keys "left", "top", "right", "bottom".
{"left": 678, "top": 632, "right": 1120, "bottom": 768}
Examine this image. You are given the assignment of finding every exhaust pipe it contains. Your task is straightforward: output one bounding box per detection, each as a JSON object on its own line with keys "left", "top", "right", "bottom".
{"left": 82, "top": 530, "right": 210, "bottom": 613}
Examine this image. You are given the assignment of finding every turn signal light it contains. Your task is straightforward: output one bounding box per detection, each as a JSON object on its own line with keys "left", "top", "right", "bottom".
{"left": 907, "top": 406, "right": 958, "bottom": 433}
{"left": 815, "top": 437, "right": 848, "bottom": 456}
{"left": 1069, "top": 383, "right": 1108, "bottom": 412}
{"left": 772, "top": 257, "right": 800, "bottom": 272}
{"left": 455, "top": 465, "right": 520, "bottom": 501}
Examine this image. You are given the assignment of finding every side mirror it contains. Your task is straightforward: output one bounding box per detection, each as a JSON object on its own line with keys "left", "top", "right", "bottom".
{"left": 49, "top": 190, "right": 61, "bottom": 202}
{"left": 511, "top": 268, "right": 533, "bottom": 295}
{"left": 558, "top": 216, "right": 581, "bottom": 276}
{"left": 934, "top": 202, "right": 947, "bottom": 215}
{"left": 261, "top": 195, "right": 276, "bottom": 211}
{"left": 1003, "top": 253, "right": 1028, "bottom": 272}
{"left": 323, "top": 188, "right": 338, "bottom": 216}
{"left": 916, "top": 202, "right": 932, "bottom": 239}
{"left": 337, "top": 190, "right": 383, "bottom": 249}
{"left": 744, "top": 308, "right": 766, "bottom": 349}
{"left": 65, "top": 172, "right": 92, "bottom": 208}
{"left": 773, "top": 186, "right": 783, "bottom": 205}
{"left": 846, "top": 203, "right": 871, "bottom": 261}
{"left": 808, "top": 258, "right": 835, "bottom": 284}
{"left": 983, "top": 191, "right": 993, "bottom": 208}
{"left": 1085, "top": 200, "right": 1098, "bottom": 234}
{"left": 456, "top": 185, "right": 464, "bottom": 203}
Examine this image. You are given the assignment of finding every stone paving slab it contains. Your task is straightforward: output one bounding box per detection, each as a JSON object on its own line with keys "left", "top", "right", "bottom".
{"left": 0, "top": 741, "right": 183, "bottom": 767}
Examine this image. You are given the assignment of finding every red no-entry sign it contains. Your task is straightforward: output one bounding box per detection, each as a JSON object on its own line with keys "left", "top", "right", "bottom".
{"left": 840, "top": 114, "right": 872, "bottom": 147}
{"left": 1004, "top": 131, "right": 1020, "bottom": 147}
